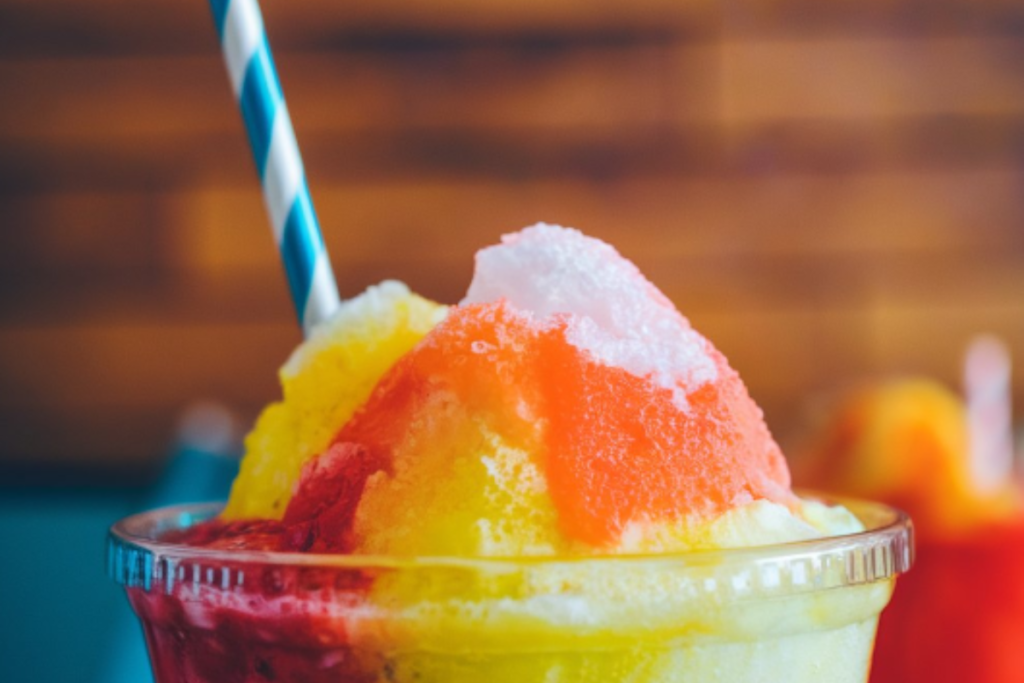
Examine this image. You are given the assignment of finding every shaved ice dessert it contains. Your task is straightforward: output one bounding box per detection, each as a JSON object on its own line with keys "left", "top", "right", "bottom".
{"left": 109, "top": 225, "right": 911, "bottom": 683}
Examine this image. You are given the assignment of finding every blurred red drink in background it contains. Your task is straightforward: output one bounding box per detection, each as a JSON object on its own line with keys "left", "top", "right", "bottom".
{"left": 796, "top": 338, "right": 1024, "bottom": 683}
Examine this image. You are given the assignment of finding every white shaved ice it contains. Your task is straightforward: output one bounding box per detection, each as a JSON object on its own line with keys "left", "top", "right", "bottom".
{"left": 463, "top": 224, "right": 717, "bottom": 407}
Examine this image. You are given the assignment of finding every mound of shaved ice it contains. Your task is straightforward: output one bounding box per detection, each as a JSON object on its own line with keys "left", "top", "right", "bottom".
{"left": 151, "top": 224, "right": 887, "bottom": 683}
{"left": 204, "top": 224, "right": 809, "bottom": 557}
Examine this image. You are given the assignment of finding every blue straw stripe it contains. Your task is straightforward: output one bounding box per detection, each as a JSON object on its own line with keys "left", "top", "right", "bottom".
{"left": 205, "top": 0, "right": 228, "bottom": 39}
{"left": 210, "top": 0, "right": 231, "bottom": 40}
{"left": 239, "top": 39, "right": 281, "bottom": 178}
{"left": 281, "top": 193, "right": 321, "bottom": 320}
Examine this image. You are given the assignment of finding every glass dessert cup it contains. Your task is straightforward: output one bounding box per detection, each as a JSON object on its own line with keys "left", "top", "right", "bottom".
{"left": 108, "top": 496, "right": 913, "bottom": 683}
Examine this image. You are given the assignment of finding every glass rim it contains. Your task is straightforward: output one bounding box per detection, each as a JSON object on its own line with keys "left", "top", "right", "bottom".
{"left": 108, "top": 492, "right": 913, "bottom": 575}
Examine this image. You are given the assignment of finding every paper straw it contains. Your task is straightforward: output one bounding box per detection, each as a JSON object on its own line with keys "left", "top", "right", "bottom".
{"left": 208, "top": 0, "right": 340, "bottom": 335}
{"left": 964, "top": 334, "right": 1014, "bottom": 492}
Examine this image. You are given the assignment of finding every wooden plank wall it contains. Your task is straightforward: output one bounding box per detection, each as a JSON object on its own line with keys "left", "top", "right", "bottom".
{"left": 2, "top": 0, "right": 1024, "bottom": 479}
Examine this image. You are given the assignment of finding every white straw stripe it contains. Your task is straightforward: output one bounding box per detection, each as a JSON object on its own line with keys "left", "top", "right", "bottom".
{"left": 223, "top": 0, "right": 263, "bottom": 95}
{"left": 263, "top": 106, "right": 303, "bottom": 243}
{"left": 211, "top": 0, "right": 341, "bottom": 334}
{"left": 303, "top": 253, "right": 342, "bottom": 334}
{"left": 965, "top": 335, "right": 1014, "bottom": 492}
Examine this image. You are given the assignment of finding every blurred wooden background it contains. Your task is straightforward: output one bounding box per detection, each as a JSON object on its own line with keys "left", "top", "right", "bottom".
{"left": 2, "top": 0, "right": 1024, "bottom": 482}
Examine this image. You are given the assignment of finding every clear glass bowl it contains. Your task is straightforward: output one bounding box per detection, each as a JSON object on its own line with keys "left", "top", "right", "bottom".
{"left": 109, "top": 497, "right": 913, "bottom": 683}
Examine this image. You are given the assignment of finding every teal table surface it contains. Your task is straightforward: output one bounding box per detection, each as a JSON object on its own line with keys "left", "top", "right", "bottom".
{"left": 1, "top": 444, "right": 238, "bottom": 683}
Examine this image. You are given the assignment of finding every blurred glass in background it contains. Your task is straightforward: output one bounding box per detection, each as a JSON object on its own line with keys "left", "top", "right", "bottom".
{"left": 794, "top": 336, "right": 1024, "bottom": 682}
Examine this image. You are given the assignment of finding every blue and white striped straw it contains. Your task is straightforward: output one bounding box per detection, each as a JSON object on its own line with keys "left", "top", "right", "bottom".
{"left": 208, "top": 0, "right": 340, "bottom": 335}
